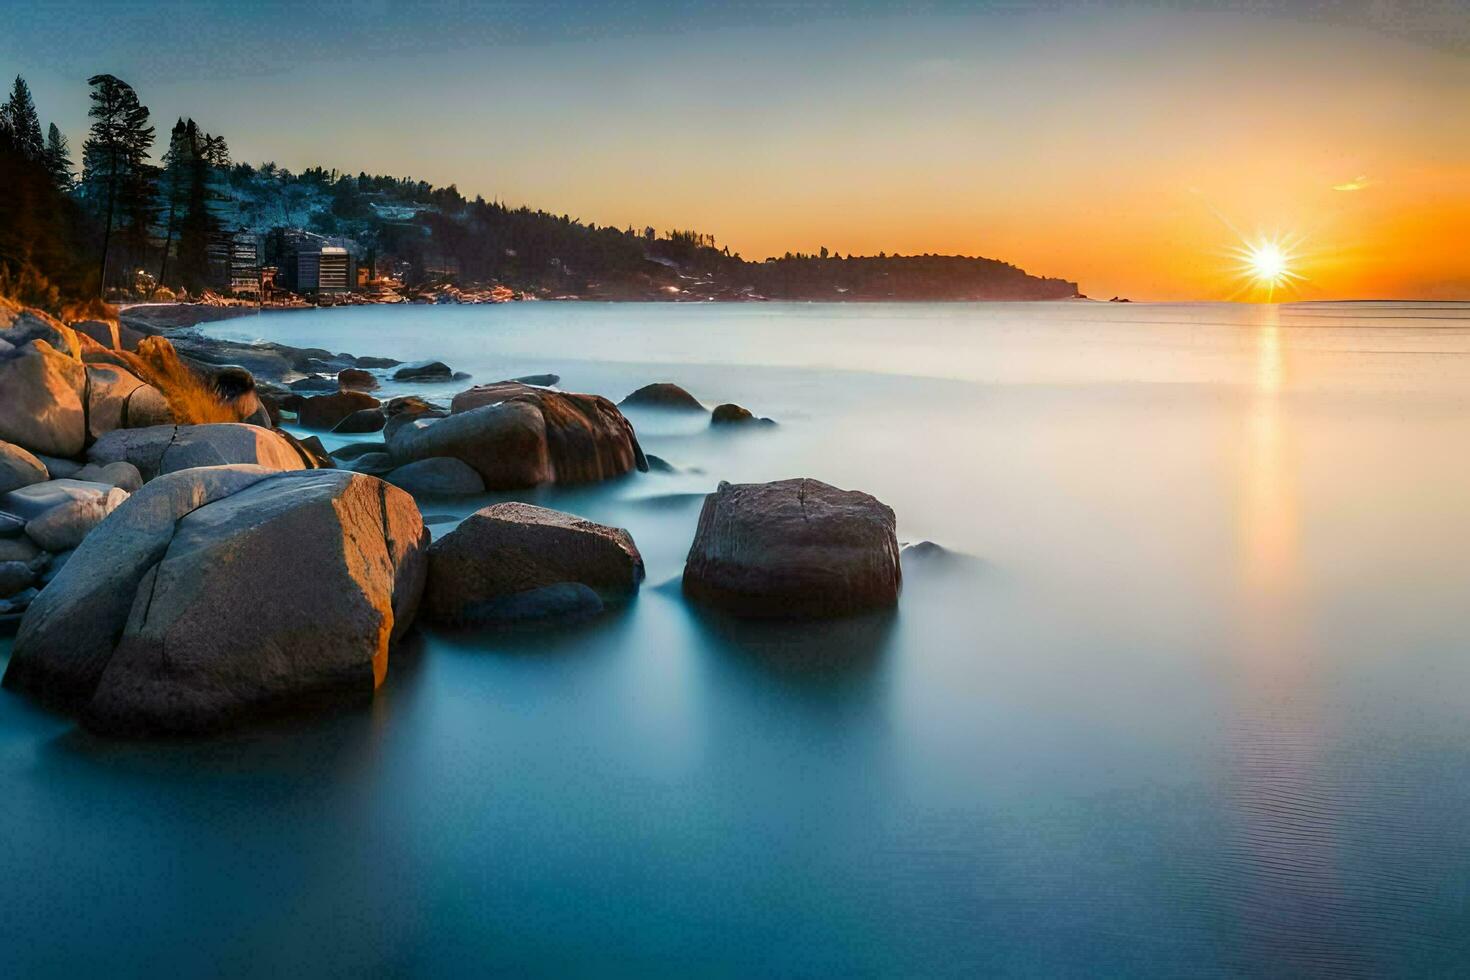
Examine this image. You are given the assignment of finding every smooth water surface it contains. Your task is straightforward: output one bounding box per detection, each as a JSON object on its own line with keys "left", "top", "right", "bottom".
{"left": 5, "top": 300, "right": 1470, "bottom": 976}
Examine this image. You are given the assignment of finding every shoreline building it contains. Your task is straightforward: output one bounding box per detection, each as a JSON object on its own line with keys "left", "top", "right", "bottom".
{"left": 297, "top": 245, "right": 354, "bottom": 295}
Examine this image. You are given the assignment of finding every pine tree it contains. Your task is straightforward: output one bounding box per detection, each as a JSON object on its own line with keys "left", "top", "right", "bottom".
{"left": 43, "top": 123, "right": 73, "bottom": 193}
{"left": 2, "top": 75, "right": 45, "bottom": 162}
{"left": 156, "top": 119, "right": 190, "bottom": 288}
{"left": 82, "top": 74, "right": 154, "bottom": 294}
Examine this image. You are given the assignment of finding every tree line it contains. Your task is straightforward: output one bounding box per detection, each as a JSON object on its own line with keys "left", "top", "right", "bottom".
{"left": 0, "top": 71, "right": 231, "bottom": 309}
{"left": 2, "top": 69, "right": 1076, "bottom": 311}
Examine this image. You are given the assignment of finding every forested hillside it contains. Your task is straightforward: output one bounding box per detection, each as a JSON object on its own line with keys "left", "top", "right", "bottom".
{"left": 0, "top": 70, "right": 1078, "bottom": 309}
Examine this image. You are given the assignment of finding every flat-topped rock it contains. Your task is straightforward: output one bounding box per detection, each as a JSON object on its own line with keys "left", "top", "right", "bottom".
{"left": 3, "top": 466, "right": 429, "bottom": 734}
{"left": 683, "top": 478, "right": 901, "bottom": 618}
{"left": 424, "top": 502, "right": 643, "bottom": 625}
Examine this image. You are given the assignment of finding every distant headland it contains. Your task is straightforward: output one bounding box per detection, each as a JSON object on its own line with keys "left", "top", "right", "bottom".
{"left": 0, "top": 73, "right": 1078, "bottom": 313}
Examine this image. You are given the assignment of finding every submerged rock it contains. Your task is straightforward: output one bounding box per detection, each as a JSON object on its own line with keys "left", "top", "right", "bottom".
{"left": 385, "top": 457, "right": 486, "bottom": 496}
{"left": 338, "top": 368, "right": 379, "bottom": 391}
{"left": 423, "top": 502, "right": 643, "bottom": 626}
{"left": 682, "top": 478, "right": 901, "bottom": 618}
{"left": 711, "top": 403, "right": 776, "bottom": 427}
{"left": 332, "top": 407, "right": 387, "bottom": 434}
{"left": 388, "top": 382, "right": 646, "bottom": 489}
{"left": 510, "top": 373, "right": 559, "bottom": 387}
{"left": 3, "top": 466, "right": 429, "bottom": 735}
{"left": 298, "top": 390, "right": 380, "bottom": 430}
{"left": 393, "top": 360, "right": 454, "bottom": 382}
{"left": 621, "top": 382, "right": 705, "bottom": 412}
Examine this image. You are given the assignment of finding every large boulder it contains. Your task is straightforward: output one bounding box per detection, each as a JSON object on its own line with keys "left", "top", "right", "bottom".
{"left": 298, "top": 390, "right": 380, "bottom": 430}
{"left": 338, "top": 367, "right": 378, "bottom": 391}
{"left": 0, "top": 440, "right": 49, "bottom": 494}
{"left": 620, "top": 382, "right": 705, "bottom": 412}
{"left": 88, "top": 423, "right": 315, "bottom": 481}
{"left": 84, "top": 363, "right": 174, "bottom": 439}
{"left": 423, "top": 502, "right": 643, "bottom": 625}
{"left": 384, "top": 457, "right": 485, "bottom": 496}
{"left": 682, "top": 478, "right": 901, "bottom": 618}
{"left": 0, "top": 339, "right": 86, "bottom": 457}
{"left": 386, "top": 382, "right": 645, "bottom": 489}
{"left": 3, "top": 466, "right": 430, "bottom": 734}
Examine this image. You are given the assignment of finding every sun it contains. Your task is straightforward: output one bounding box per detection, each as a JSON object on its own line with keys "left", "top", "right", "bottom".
{"left": 1227, "top": 234, "right": 1307, "bottom": 301}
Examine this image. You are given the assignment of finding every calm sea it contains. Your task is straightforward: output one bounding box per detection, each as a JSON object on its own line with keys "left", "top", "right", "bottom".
{"left": 4, "top": 300, "right": 1470, "bottom": 976}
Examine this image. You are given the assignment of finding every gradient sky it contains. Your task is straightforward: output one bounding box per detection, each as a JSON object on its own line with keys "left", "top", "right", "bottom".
{"left": 2, "top": 0, "right": 1466, "bottom": 300}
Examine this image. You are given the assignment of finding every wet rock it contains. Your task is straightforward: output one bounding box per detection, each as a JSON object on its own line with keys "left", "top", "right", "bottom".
{"left": 0, "top": 440, "right": 49, "bottom": 494}
{"left": 2, "top": 466, "right": 430, "bottom": 734}
{"left": 710, "top": 403, "right": 776, "bottom": 427}
{"left": 392, "top": 382, "right": 646, "bottom": 489}
{"left": 381, "top": 396, "right": 448, "bottom": 440}
{"left": 73, "top": 461, "right": 144, "bottom": 492}
{"left": 423, "top": 502, "right": 643, "bottom": 625}
{"left": 331, "top": 408, "right": 387, "bottom": 435}
{"left": 0, "top": 512, "right": 25, "bottom": 537}
{"left": 644, "top": 453, "right": 676, "bottom": 473}
{"left": 621, "top": 382, "right": 705, "bottom": 412}
{"left": 682, "top": 478, "right": 901, "bottom": 618}
{"left": 511, "top": 373, "right": 559, "bottom": 386}
{"left": 88, "top": 423, "right": 311, "bottom": 481}
{"left": 289, "top": 375, "right": 338, "bottom": 393}
{"left": 0, "top": 339, "right": 86, "bottom": 457}
{"left": 298, "top": 391, "right": 381, "bottom": 430}
{"left": 385, "top": 457, "right": 486, "bottom": 496}
{"left": 25, "top": 487, "right": 129, "bottom": 552}
{"left": 356, "top": 355, "right": 401, "bottom": 369}
{"left": 393, "top": 360, "right": 454, "bottom": 382}
{"left": 338, "top": 368, "right": 379, "bottom": 391}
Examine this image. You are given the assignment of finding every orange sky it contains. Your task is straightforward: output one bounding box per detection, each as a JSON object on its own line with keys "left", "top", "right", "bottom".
{"left": 7, "top": 3, "right": 1469, "bottom": 300}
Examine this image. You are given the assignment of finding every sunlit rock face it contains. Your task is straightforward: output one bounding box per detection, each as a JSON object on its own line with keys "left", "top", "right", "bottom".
{"left": 87, "top": 423, "right": 316, "bottom": 480}
{"left": 2, "top": 466, "right": 429, "bottom": 735}
{"left": 683, "top": 478, "right": 902, "bottom": 618}
{"left": 387, "top": 382, "right": 646, "bottom": 489}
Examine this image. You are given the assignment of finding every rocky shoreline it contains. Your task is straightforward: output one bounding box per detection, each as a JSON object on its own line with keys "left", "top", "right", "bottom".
{"left": 1, "top": 299, "right": 905, "bottom": 735}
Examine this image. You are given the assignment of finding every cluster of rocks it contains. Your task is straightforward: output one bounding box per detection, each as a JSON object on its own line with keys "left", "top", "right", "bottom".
{"left": 618, "top": 382, "right": 775, "bottom": 427}
{"left": 2, "top": 301, "right": 905, "bottom": 737}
